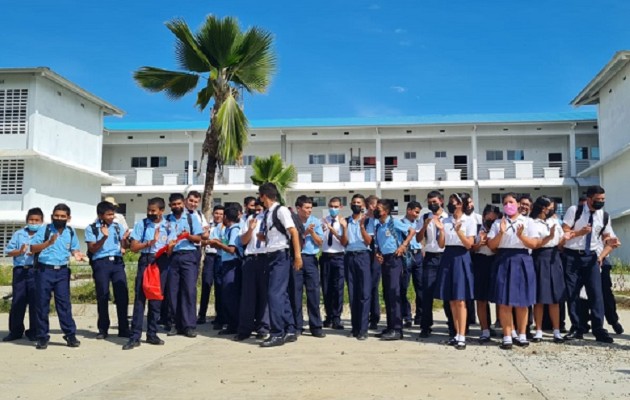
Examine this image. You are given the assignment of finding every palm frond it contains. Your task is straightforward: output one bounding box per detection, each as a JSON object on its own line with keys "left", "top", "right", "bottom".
{"left": 166, "top": 18, "right": 212, "bottom": 72}
{"left": 231, "top": 27, "right": 277, "bottom": 93}
{"left": 250, "top": 154, "right": 296, "bottom": 193}
{"left": 133, "top": 67, "right": 200, "bottom": 99}
{"left": 215, "top": 92, "right": 248, "bottom": 163}
{"left": 196, "top": 15, "right": 241, "bottom": 69}
{"left": 196, "top": 83, "right": 215, "bottom": 111}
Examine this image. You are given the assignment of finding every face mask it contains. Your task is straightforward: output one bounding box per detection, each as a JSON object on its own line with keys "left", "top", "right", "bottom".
{"left": 592, "top": 201, "right": 605, "bottom": 210}
{"left": 483, "top": 219, "right": 494, "bottom": 230}
{"left": 503, "top": 203, "right": 518, "bottom": 217}
{"left": 350, "top": 204, "right": 362, "bottom": 215}
{"left": 329, "top": 208, "right": 340, "bottom": 218}
{"left": 446, "top": 204, "right": 456, "bottom": 214}
{"left": 147, "top": 214, "right": 159, "bottom": 222}
{"left": 373, "top": 209, "right": 382, "bottom": 220}
{"left": 171, "top": 207, "right": 184, "bottom": 216}
{"left": 52, "top": 219, "right": 67, "bottom": 230}
{"left": 27, "top": 224, "right": 41, "bottom": 232}
{"left": 464, "top": 206, "right": 474, "bottom": 215}
{"left": 545, "top": 209, "right": 555, "bottom": 220}
{"left": 428, "top": 203, "right": 440, "bottom": 213}
{"left": 247, "top": 208, "right": 257, "bottom": 216}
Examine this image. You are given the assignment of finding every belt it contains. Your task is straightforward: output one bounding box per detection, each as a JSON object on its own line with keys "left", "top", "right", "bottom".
{"left": 301, "top": 253, "right": 317, "bottom": 257}
{"left": 267, "top": 249, "right": 289, "bottom": 256}
{"left": 323, "top": 252, "right": 344, "bottom": 258}
{"left": 93, "top": 256, "right": 123, "bottom": 262}
{"left": 411, "top": 249, "right": 422, "bottom": 255}
{"left": 346, "top": 250, "right": 369, "bottom": 254}
{"left": 38, "top": 263, "right": 68, "bottom": 270}
{"left": 424, "top": 251, "right": 443, "bottom": 257}
{"left": 174, "top": 249, "right": 197, "bottom": 254}
{"left": 15, "top": 265, "right": 33, "bottom": 270}
{"left": 245, "top": 253, "right": 268, "bottom": 259}
{"left": 564, "top": 248, "right": 594, "bottom": 256}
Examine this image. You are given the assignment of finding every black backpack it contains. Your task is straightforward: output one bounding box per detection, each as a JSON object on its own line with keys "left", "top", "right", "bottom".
{"left": 86, "top": 222, "right": 121, "bottom": 265}
{"left": 571, "top": 204, "right": 609, "bottom": 238}
{"left": 33, "top": 224, "right": 76, "bottom": 267}
{"left": 271, "top": 206, "right": 304, "bottom": 256}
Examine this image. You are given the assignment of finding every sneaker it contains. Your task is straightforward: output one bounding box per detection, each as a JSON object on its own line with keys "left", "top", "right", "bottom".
{"left": 612, "top": 323, "right": 624, "bottom": 335}
{"left": 36, "top": 339, "right": 49, "bottom": 350}
{"left": 146, "top": 336, "right": 164, "bottom": 345}
{"left": 95, "top": 332, "right": 108, "bottom": 340}
{"left": 357, "top": 333, "right": 368, "bottom": 341}
{"left": 184, "top": 328, "right": 197, "bottom": 338}
{"left": 64, "top": 335, "right": 81, "bottom": 348}
{"left": 122, "top": 339, "right": 141, "bottom": 350}
{"left": 167, "top": 326, "right": 179, "bottom": 336}
{"left": 368, "top": 322, "right": 379, "bottom": 330}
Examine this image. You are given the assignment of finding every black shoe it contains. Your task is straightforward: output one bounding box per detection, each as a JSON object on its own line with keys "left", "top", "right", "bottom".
{"left": 418, "top": 329, "right": 431, "bottom": 338}
{"left": 146, "top": 336, "right": 164, "bottom": 345}
{"left": 117, "top": 331, "right": 131, "bottom": 338}
{"left": 196, "top": 317, "right": 207, "bottom": 325}
{"left": 212, "top": 323, "right": 224, "bottom": 331}
{"left": 564, "top": 331, "right": 584, "bottom": 340}
{"left": 256, "top": 332, "right": 270, "bottom": 340}
{"left": 64, "top": 335, "right": 81, "bottom": 348}
{"left": 218, "top": 329, "right": 237, "bottom": 335}
{"left": 447, "top": 337, "right": 457, "bottom": 346}
{"left": 595, "top": 334, "right": 614, "bottom": 344}
{"left": 516, "top": 339, "right": 530, "bottom": 348}
{"left": 323, "top": 319, "right": 332, "bottom": 328}
{"left": 332, "top": 322, "right": 345, "bottom": 330}
{"left": 613, "top": 323, "right": 624, "bottom": 335}
{"left": 560, "top": 326, "right": 568, "bottom": 334}
{"left": 26, "top": 333, "right": 37, "bottom": 342}
{"left": 95, "top": 332, "right": 108, "bottom": 340}
{"left": 122, "top": 339, "right": 141, "bottom": 350}
{"left": 368, "top": 322, "right": 379, "bottom": 330}
{"left": 500, "top": 340, "right": 513, "bottom": 350}
{"left": 167, "top": 326, "right": 178, "bottom": 336}
{"left": 260, "top": 335, "right": 285, "bottom": 348}
{"left": 552, "top": 336, "right": 565, "bottom": 344}
{"left": 232, "top": 333, "right": 250, "bottom": 342}
{"left": 526, "top": 331, "right": 533, "bottom": 340}
{"left": 403, "top": 320, "right": 412, "bottom": 329}
{"left": 478, "top": 335, "right": 491, "bottom": 344}
{"left": 357, "top": 333, "right": 368, "bottom": 341}
{"left": 2, "top": 334, "right": 22, "bottom": 342}
{"left": 454, "top": 341, "right": 466, "bottom": 350}
{"left": 380, "top": 330, "right": 402, "bottom": 341}
{"left": 184, "top": 328, "right": 197, "bottom": 338}
{"left": 284, "top": 333, "right": 298, "bottom": 343}
{"left": 311, "top": 329, "right": 326, "bottom": 338}
{"left": 531, "top": 337, "right": 543, "bottom": 343}
{"left": 375, "top": 329, "right": 391, "bottom": 338}
{"left": 36, "top": 339, "right": 49, "bottom": 350}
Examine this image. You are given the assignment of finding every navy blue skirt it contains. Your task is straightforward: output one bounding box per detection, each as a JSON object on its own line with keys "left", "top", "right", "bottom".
{"left": 490, "top": 249, "right": 536, "bottom": 307}
{"left": 435, "top": 246, "right": 474, "bottom": 301}
{"left": 472, "top": 253, "right": 495, "bottom": 301}
{"left": 532, "top": 247, "right": 566, "bottom": 304}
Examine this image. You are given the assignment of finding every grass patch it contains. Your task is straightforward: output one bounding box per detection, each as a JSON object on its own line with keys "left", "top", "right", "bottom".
{"left": 0, "top": 266, "right": 12, "bottom": 286}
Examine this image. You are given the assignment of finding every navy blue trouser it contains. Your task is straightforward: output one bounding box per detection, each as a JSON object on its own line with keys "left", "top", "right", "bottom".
{"left": 400, "top": 259, "right": 412, "bottom": 322}
{"left": 8, "top": 266, "right": 37, "bottom": 337}
{"left": 369, "top": 251, "right": 381, "bottom": 324}
{"left": 167, "top": 251, "right": 199, "bottom": 331}
{"left": 91, "top": 257, "right": 129, "bottom": 334}
{"left": 221, "top": 259, "right": 242, "bottom": 332}
{"left": 320, "top": 253, "right": 345, "bottom": 324}
{"left": 563, "top": 250, "right": 607, "bottom": 336}
{"left": 198, "top": 253, "right": 218, "bottom": 319}
{"left": 347, "top": 251, "right": 372, "bottom": 335}
{"left": 238, "top": 255, "right": 269, "bottom": 335}
{"left": 601, "top": 261, "right": 620, "bottom": 326}
{"left": 131, "top": 254, "right": 169, "bottom": 341}
{"left": 35, "top": 266, "right": 76, "bottom": 341}
{"left": 410, "top": 251, "right": 424, "bottom": 321}
{"left": 213, "top": 259, "right": 225, "bottom": 325}
{"left": 290, "top": 254, "right": 323, "bottom": 331}
{"left": 421, "top": 252, "right": 455, "bottom": 333}
{"left": 381, "top": 254, "right": 403, "bottom": 331}
{"left": 266, "top": 250, "right": 295, "bottom": 337}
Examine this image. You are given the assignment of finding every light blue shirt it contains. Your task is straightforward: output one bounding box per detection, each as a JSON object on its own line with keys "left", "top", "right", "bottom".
{"left": 302, "top": 215, "right": 324, "bottom": 255}
{"left": 221, "top": 224, "right": 241, "bottom": 262}
{"left": 374, "top": 216, "right": 411, "bottom": 255}
{"left": 84, "top": 221, "right": 123, "bottom": 260}
{"left": 399, "top": 217, "right": 422, "bottom": 250}
{"left": 130, "top": 218, "right": 175, "bottom": 254}
{"left": 166, "top": 213, "right": 203, "bottom": 252}
{"left": 346, "top": 216, "right": 374, "bottom": 252}
{"left": 4, "top": 227, "right": 35, "bottom": 266}
{"left": 31, "top": 224, "right": 79, "bottom": 266}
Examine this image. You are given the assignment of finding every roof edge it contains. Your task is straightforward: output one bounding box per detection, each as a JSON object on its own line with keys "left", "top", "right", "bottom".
{"left": 571, "top": 50, "right": 630, "bottom": 106}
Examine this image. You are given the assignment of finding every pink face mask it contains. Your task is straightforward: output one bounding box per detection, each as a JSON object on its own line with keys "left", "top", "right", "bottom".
{"left": 503, "top": 203, "right": 518, "bottom": 217}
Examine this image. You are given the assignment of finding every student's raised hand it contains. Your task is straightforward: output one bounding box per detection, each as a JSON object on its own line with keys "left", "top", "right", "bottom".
{"left": 100, "top": 224, "right": 109, "bottom": 238}
{"left": 454, "top": 221, "right": 462, "bottom": 233}
{"left": 48, "top": 233, "right": 59, "bottom": 246}
{"left": 479, "top": 231, "right": 488, "bottom": 246}
{"left": 338, "top": 216, "right": 348, "bottom": 229}
{"left": 579, "top": 224, "right": 592, "bottom": 236}
{"left": 516, "top": 224, "right": 525, "bottom": 238}
{"left": 499, "top": 218, "right": 507, "bottom": 234}
{"left": 375, "top": 253, "right": 384, "bottom": 264}
{"left": 20, "top": 244, "right": 28, "bottom": 255}
{"left": 306, "top": 223, "right": 316, "bottom": 235}
{"left": 547, "top": 225, "right": 556, "bottom": 240}
{"left": 123, "top": 229, "right": 131, "bottom": 240}
{"left": 433, "top": 216, "right": 444, "bottom": 231}
{"left": 73, "top": 251, "right": 87, "bottom": 262}
{"left": 248, "top": 217, "right": 257, "bottom": 230}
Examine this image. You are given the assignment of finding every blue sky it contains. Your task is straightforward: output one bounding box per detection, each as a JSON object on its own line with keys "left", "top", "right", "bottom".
{"left": 4, "top": 0, "right": 630, "bottom": 123}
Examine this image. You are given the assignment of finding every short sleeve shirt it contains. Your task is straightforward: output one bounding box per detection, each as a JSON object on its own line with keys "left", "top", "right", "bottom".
{"left": 4, "top": 228, "right": 35, "bottom": 266}
{"left": 375, "top": 216, "right": 412, "bottom": 255}
{"left": 130, "top": 218, "right": 175, "bottom": 254}
{"left": 265, "top": 203, "right": 295, "bottom": 252}
{"left": 31, "top": 224, "right": 80, "bottom": 265}
{"left": 166, "top": 213, "right": 204, "bottom": 252}
{"left": 563, "top": 205, "right": 613, "bottom": 251}
{"left": 442, "top": 214, "right": 477, "bottom": 247}
{"left": 346, "top": 216, "right": 374, "bottom": 252}
{"left": 85, "top": 221, "right": 124, "bottom": 259}
{"left": 487, "top": 215, "right": 532, "bottom": 249}
{"left": 301, "top": 215, "right": 324, "bottom": 255}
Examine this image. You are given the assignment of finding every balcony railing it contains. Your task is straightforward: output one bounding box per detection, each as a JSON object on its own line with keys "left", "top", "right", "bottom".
{"left": 477, "top": 161, "right": 568, "bottom": 180}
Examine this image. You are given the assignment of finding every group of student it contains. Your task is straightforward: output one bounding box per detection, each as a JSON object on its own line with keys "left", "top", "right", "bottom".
{"left": 1, "top": 183, "right": 624, "bottom": 351}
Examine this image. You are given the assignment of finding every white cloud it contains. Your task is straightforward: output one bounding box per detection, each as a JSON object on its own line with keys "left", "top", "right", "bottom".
{"left": 390, "top": 86, "right": 407, "bottom": 93}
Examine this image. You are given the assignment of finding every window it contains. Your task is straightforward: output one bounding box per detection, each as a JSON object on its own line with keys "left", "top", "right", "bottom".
{"left": 0, "top": 89, "right": 28, "bottom": 135}
{"left": 328, "top": 153, "right": 345, "bottom": 164}
{"left": 150, "top": 156, "right": 167, "bottom": 168}
{"left": 212, "top": 198, "right": 222, "bottom": 206}
{"left": 491, "top": 193, "right": 501, "bottom": 204}
{"left": 575, "top": 147, "right": 588, "bottom": 160}
{"left": 403, "top": 194, "right": 417, "bottom": 202}
{"left": 338, "top": 196, "right": 348, "bottom": 206}
{"left": 404, "top": 152, "right": 416, "bottom": 160}
{"left": 242, "top": 155, "right": 256, "bottom": 165}
{"left": 311, "top": 196, "right": 326, "bottom": 207}
{"left": 435, "top": 151, "right": 446, "bottom": 158}
{"left": 117, "top": 203, "right": 127, "bottom": 215}
{"left": 184, "top": 160, "right": 198, "bottom": 172}
{"left": 0, "top": 159, "right": 24, "bottom": 195}
{"left": 486, "top": 150, "right": 503, "bottom": 161}
{"left": 591, "top": 147, "right": 600, "bottom": 160}
{"left": 507, "top": 150, "right": 524, "bottom": 161}
{"left": 309, "top": 154, "right": 325, "bottom": 165}
{"left": 0, "top": 224, "right": 21, "bottom": 254}
{"left": 131, "top": 157, "right": 147, "bottom": 168}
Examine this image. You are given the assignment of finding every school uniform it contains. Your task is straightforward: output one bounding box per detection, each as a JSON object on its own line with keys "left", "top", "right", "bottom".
{"left": 4, "top": 227, "right": 38, "bottom": 340}
{"left": 31, "top": 224, "right": 80, "bottom": 343}
{"left": 488, "top": 215, "right": 536, "bottom": 307}
{"left": 368, "top": 217, "right": 381, "bottom": 327}
{"left": 435, "top": 215, "right": 476, "bottom": 301}
{"left": 562, "top": 205, "right": 612, "bottom": 338}
{"left": 345, "top": 215, "right": 374, "bottom": 336}
{"left": 221, "top": 223, "right": 243, "bottom": 333}
{"left": 472, "top": 228, "right": 495, "bottom": 302}
{"left": 129, "top": 218, "right": 174, "bottom": 341}
{"left": 320, "top": 215, "right": 346, "bottom": 326}
{"left": 399, "top": 216, "right": 423, "bottom": 324}
{"left": 290, "top": 214, "right": 324, "bottom": 333}
{"left": 529, "top": 219, "right": 565, "bottom": 305}
{"left": 595, "top": 230, "right": 622, "bottom": 331}
{"left": 165, "top": 213, "right": 204, "bottom": 332}
{"left": 85, "top": 221, "right": 129, "bottom": 336}
{"left": 198, "top": 222, "right": 221, "bottom": 323}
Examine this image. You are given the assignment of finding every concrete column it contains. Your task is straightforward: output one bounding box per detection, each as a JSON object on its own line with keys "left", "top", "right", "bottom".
{"left": 471, "top": 126, "right": 478, "bottom": 180}
{"left": 375, "top": 128, "right": 382, "bottom": 197}
{"left": 569, "top": 123, "right": 577, "bottom": 177}
{"left": 187, "top": 132, "right": 194, "bottom": 185}
{"left": 280, "top": 130, "right": 287, "bottom": 162}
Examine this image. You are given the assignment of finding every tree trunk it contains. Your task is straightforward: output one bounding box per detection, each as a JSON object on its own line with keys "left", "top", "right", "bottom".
{"left": 201, "top": 98, "right": 223, "bottom": 220}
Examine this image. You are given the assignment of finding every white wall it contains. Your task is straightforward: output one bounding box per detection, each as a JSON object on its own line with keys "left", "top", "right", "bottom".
{"left": 0, "top": 73, "right": 30, "bottom": 149}
{"left": 598, "top": 62, "right": 630, "bottom": 159}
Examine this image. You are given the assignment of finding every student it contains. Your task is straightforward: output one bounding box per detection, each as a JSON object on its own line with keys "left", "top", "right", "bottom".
{"left": 487, "top": 193, "right": 536, "bottom": 350}
{"left": 209, "top": 205, "right": 243, "bottom": 336}
{"left": 124, "top": 197, "right": 175, "bottom": 350}
{"left": 85, "top": 201, "right": 131, "bottom": 339}
{"left": 241, "top": 196, "right": 257, "bottom": 225}
{"left": 365, "top": 194, "right": 381, "bottom": 330}
{"left": 2, "top": 207, "right": 44, "bottom": 342}
{"left": 597, "top": 234, "right": 624, "bottom": 334}
{"left": 518, "top": 194, "right": 533, "bottom": 217}
{"left": 290, "top": 195, "right": 325, "bottom": 338}
{"left": 30, "top": 204, "right": 86, "bottom": 350}
{"left": 197, "top": 205, "right": 224, "bottom": 325}
{"left": 399, "top": 201, "right": 423, "bottom": 328}
{"left": 344, "top": 194, "right": 374, "bottom": 340}
{"left": 320, "top": 197, "right": 348, "bottom": 330}
{"left": 434, "top": 193, "right": 476, "bottom": 349}
{"left": 185, "top": 190, "right": 210, "bottom": 260}
{"left": 526, "top": 197, "right": 566, "bottom": 344}
{"left": 165, "top": 193, "right": 204, "bottom": 338}
{"left": 374, "top": 199, "right": 415, "bottom": 340}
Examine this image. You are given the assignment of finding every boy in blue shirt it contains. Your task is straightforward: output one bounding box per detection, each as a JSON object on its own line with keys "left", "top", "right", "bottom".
{"left": 30, "top": 203, "right": 86, "bottom": 350}
{"left": 3, "top": 207, "right": 44, "bottom": 342}
{"left": 85, "top": 201, "right": 131, "bottom": 340}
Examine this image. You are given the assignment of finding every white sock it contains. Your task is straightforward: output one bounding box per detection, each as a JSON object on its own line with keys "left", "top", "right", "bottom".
{"left": 481, "top": 329, "right": 490, "bottom": 338}
{"left": 519, "top": 334, "right": 527, "bottom": 342}
{"left": 535, "top": 330, "right": 543, "bottom": 339}
{"left": 458, "top": 335, "right": 466, "bottom": 342}
{"left": 553, "top": 329, "right": 561, "bottom": 338}
{"left": 511, "top": 330, "right": 518, "bottom": 339}
{"left": 503, "top": 336, "right": 512, "bottom": 343}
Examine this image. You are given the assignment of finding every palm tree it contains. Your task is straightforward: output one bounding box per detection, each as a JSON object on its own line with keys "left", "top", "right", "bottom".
{"left": 133, "top": 15, "right": 276, "bottom": 216}
{"left": 250, "top": 154, "right": 296, "bottom": 205}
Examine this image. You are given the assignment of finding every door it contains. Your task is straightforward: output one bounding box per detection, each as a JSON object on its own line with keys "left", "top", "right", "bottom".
{"left": 454, "top": 155, "right": 468, "bottom": 180}
{"left": 384, "top": 156, "right": 397, "bottom": 181}
{"left": 548, "top": 153, "right": 563, "bottom": 176}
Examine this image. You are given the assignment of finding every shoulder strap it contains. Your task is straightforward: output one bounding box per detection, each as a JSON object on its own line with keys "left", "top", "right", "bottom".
{"left": 187, "top": 212, "right": 193, "bottom": 233}
{"left": 142, "top": 218, "right": 150, "bottom": 242}
{"left": 600, "top": 211, "right": 610, "bottom": 238}
{"left": 44, "top": 224, "right": 52, "bottom": 242}
{"left": 571, "top": 204, "right": 584, "bottom": 230}
{"left": 90, "top": 223, "right": 98, "bottom": 238}
{"left": 271, "top": 206, "right": 288, "bottom": 238}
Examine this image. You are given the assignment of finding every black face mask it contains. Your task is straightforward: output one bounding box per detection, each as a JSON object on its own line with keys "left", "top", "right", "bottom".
{"left": 592, "top": 201, "right": 605, "bottom": 210}
{"left": 545, "top": 209, "right": 555, "bottom": 219}
{"left": 483, "top": 219, "right": 494, "bottom": 230}
{"left": 171, "top": 207, "right": 184, "bottom": 216}
{"left": 465, "top": 206, "right": 474, "bottom": 215}
{"left": 446, "top": 204, "right": 456, "bottom": 214}
{"left": 373, "top": 209, "right": 382, "bottom": 219}
{"left": 350, "top": 204, "right": 362, "bottom": 215}
{"left": 52, "top": 219, "right": 67, "bottom": 230}
{"left": 428, "top": 203, "right": 440, "bottom": 213}
{"left": 147, "top": 214, "right": 159, "bottom": 222}
{"left": 247, "top": 208, "right": 257, "bottom": 216}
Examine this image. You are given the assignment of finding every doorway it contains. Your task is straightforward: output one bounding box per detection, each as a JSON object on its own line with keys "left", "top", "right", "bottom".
{"left": 454, "top": 155, "right": 468, "bottom": 180}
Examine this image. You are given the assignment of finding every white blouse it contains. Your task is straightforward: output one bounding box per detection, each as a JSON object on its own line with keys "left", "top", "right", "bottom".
{"left": 529, "top": 218, "right": 563, "bottom": 248}
{"left": 488, "top": 215, "right": 535, "bottom": 249}
{"left": 442, "top": 214, "right": 476, "bottom": 247}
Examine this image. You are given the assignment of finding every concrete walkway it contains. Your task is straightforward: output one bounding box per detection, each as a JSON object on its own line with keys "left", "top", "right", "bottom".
{"left": 0, "top": 307, "right": 628, "bottom": 399}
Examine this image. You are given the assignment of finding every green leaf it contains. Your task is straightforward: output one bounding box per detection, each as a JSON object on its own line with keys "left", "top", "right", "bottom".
{"left": 197, "top": 15, "right": 241, "bottom": 69}
{"left": 196, "top": 83, "right": 215, "bottom": 111}
{"left": 215, "top": 92, "right": 248, "bottom": 163}
{"left": 250, "top": 154, "right": 296, "bottom": 198}
{"left": 133, "top": 67, "right": 199, "bottom": 99}
{"left": 166, "top": 18, "right": 212, "bottom": 72}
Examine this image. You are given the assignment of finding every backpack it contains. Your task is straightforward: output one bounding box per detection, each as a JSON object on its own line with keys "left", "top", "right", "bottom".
{"left": 33, "top": 224, "right": 76, "bottom": 267}
{"left": 571, "top": 204, "right": 609, "bottom": 238}
{"left": 86, "top": 222, "right": 121, "bottom": 265}
{"left": 271, "top": 206, "right": 304, "bottom": 256}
